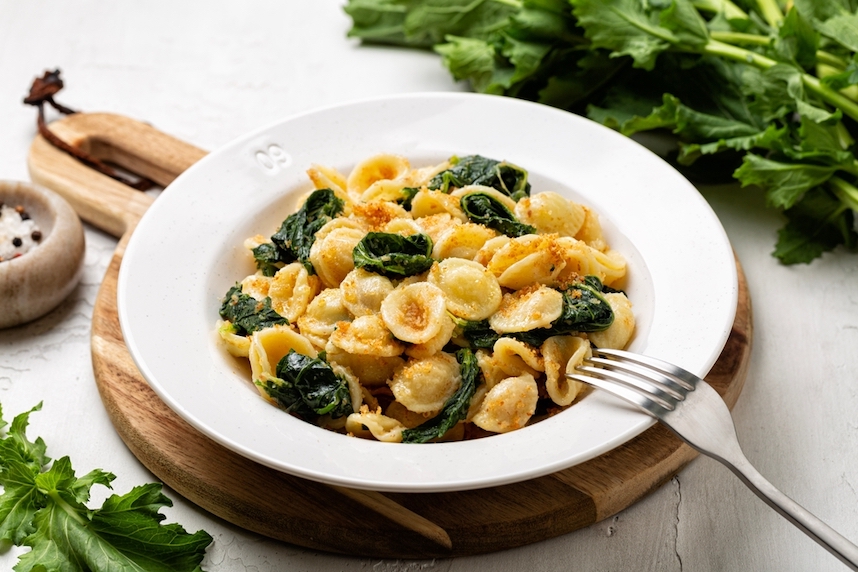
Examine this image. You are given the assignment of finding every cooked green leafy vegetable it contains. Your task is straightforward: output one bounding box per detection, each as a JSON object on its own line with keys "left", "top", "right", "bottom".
{"left": 251, "top": 242, "right": 281, "bottom": 277}
{"left": 453, "top": 276, "right": 614, "bottom": 348}
{"left": 271, "top": 188, "right": 345, "bottom": 273}
{"left": 257, "top": 350, "right": 353, "bottom": 419}
{"left": 428, "top": 154, "right": 532, "bottom": 200}
{"left": 513, "top": 276, "right": 615, "bottom": 346}
{"left": 460, "top": 191, "right": 537, "bottom": 237}
{"left": 398, "top": 186, "right": 420, "bottom": 210}
{"left": 0, "top": 402, "right": 212, "bottom": 571}
{"left": 352, "top": 231, "right": 435, "bottom": 276}
{"left": 344, "top": 0, "right": 858, "bottom": 263}
{"left": 219, "top": 283, "right": 288, "bottom": 336}
{"left": 402, "top": 348, "right": 480, "bottom": 443}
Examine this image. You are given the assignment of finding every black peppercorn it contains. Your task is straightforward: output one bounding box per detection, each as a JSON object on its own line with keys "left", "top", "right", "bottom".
{"left": 32, "top": 230, "right": 42, "bottom": 241}
{"left": 12, "top": 237, "right": 23, "bottom": 247}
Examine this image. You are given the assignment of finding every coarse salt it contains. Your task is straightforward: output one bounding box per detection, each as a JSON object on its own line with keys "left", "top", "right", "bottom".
{"left": 0, "top": 204, "right": 42, "bottom": 262}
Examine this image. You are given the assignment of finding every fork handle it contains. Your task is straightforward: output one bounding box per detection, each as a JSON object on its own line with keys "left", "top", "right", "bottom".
{"left": 724, "top": 453, "right": 858, "bottom": 570}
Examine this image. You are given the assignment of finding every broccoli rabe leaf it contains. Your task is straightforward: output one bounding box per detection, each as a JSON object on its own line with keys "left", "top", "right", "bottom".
{"left": 428, "top": 154, "right": 531, "bottom": 200}
{"left": 0, "top": 403, "right": 212, "bottom": 572}
{"left": 251, "top": 242, "right": 282, "bottom": 277}
{"left": 219, "top": 283, "right": 288, "bottom": 336}
{"left": 261, "top": 350, "right": 353, "bottom": 419}
{"left": 513, "top": 277, "right": 615, "bottom": 346}
{"left": 459, "top": 192, "right": 536, "bottom": 237}
{"left": 402, "top": 348, "right": 480, "bottom": 443}
{"left": 271, "top": 188, "right": 345, "bottom": 273}
{"left": 352, "top": 232, "right": 435, "bottom": 277}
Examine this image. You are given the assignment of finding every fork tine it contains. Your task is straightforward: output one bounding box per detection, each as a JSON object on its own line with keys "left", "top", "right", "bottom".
{"left": 594, "top": 348, "right": 698, "bottom": 391}
{"left": 574, "top": 364, "right": 679, "bottom": 411}
{"left": 566, "top": 371, "right": 667, "bottom": 417}
{"left": 584, "top": 356, "right": 688, "bottom": 399}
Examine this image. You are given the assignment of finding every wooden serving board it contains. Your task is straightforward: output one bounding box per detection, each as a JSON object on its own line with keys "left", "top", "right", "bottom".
{"left": 27, "top": 112, "right": 752, "bottom": 559}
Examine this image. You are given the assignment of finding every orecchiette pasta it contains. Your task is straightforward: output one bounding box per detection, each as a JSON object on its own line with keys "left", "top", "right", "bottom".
{"left": 217, "top": 153, "right": 636, "bottom": 444}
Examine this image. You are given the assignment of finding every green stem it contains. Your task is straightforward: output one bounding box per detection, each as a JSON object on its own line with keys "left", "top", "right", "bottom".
{"left": 829, "top": 176, "right": 858, "bottom": 212}
{"left": 710, "top": 31, "right": 771, "bottom": 47}
{"left": 704, "top": 40, "right": 858, "bottom": 122}
{"left": 817, "top": 50, "right": 849, "bottom": 70}
{"left": 692, "top": 0, "right": 748, "bottom": 20}
{"left": 755, "top": 0, "right": 783, "bottom": 28}
{"left": 48, "top": 490, "right": 88, "bottom": 526}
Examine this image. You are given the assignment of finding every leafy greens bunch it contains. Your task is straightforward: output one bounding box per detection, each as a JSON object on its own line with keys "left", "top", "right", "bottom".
{"left": 344, "top": 0, "right": 858, "bottom": 263}
{"left": 0, "top": 403, "right": 212, "bottom": 572}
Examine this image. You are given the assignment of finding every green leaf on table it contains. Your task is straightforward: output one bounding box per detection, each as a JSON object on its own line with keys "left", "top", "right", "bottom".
{"left": 0, "top": 403, "right": 212, "bottom": 572}
{"left": 816, "top": 12, "right": 858, "bottom": 52}
{"left": 774, "top": 186, "right": 857, "bottom": 263}
{"left": 734, "top": 153, "right": 839, "bottom": 208}
{"left": 774, "top": 7, "right": 819, "bottom": 69}
{"left": 435, "top": 36, "right": 515, "bottom": 93}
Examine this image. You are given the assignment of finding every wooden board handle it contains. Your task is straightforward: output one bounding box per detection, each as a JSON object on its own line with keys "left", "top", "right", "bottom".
{"left": 27, "top": 112, "right": 207, "bottom": 238}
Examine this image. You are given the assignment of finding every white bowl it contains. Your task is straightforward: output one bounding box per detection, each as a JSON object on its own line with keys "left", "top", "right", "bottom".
{"left": 117, "top": 93, "right": 737, "bottom": 492}
{"left": 0, "top": 181, "right": 84, "bottom": 328}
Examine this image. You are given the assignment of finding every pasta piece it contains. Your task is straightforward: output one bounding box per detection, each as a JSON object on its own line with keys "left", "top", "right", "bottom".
{"left": 325, "top": 346, "right": 405, "bottom": 387}
{"left": 380, "top": 282, "right": 447, "bottom": 344}
{"left": 340, "top": 268, "right": 395, "bottom": 317}
{"left": 351, "top": 200, "right": 410, "bottom": 230}
{"left": 330, "top": 361, "right": 363, "bottom": 414}
{"left": 588, "top": 293, "right": 635, "bottom": 349}
{"left": 296, "top": 288, "right": 351, "bottom": 349}
{"left": 388, "top": 352, "right": 462, "bottom": 413}
{"left": 360, "top": 178, "right": 411, "bottom": 204}
{"left": 486, "top": 234, "right": 566, "bottom": 289}
{"left": 542, "top": 335, "right": 590, "bottom": 406}
{"left": 574, "top": 205, "right": 607, "bottom": 251}
{"left": 489, "top": 284, "right": 564, "bottom": 334}
{"left": 472, "top": 373, "right": 538, "bottom": 433}
{"left": 309, "top": 226, "right": 365, "bottom": 288}
{"left": 346, "top": 154, "right": 411, "bottom": 196}
{"left": 239, "top": 274, "right": 272, "bottom": 301}
{"left": 248, "top": 325, "right": 317, "bottom": 391}
{"left": 385, "top": 400, "right": 438, "bottom": 429}
{"left": 428, "top": 258, "right": 502, "bottom": 321}
{"left": 404, "top": 312, "right": 456, "bottom": 359}
{"left": 473, "top": 234, "right": 510, "bottom": 267}
{"left": 554, "top": 238, "right": 627, "bottom": 288}
{"left": 383, "top": 217, "right": 423, "bottom": 236}
{"left": 450, "top": 185, "right": 517, "bottom": 212}
{"left": 409, "top": 188, "right": 467, "bottom": 221}
{"left": 243, "top": 234, "right": 268, "bottom": 251}
{"left": 408, "top": 160, "right": 450, "bottom": 187}
{"left": 306, "top": 163, "right": 353, "bottom": 213}
{"left": 346, "top": 408, "right": 405, "bottom": 442}
{"left": 269, "top": 262, "right": 321, "bottom": 322}
{"left": 431, "top": 222, "right": 497, "bottom": 261}
{"left": 329, "top": 315, "right": 405, "bottom": 357}
{"left": 412, "top": 213, "right": 462, "bottom": 244}
{"left": 217, "top": 320, "right": 251, "bottom": 357}
{"left": 514, "top": 191, "right": 586, "bottom": 237}
{"left": 492, "top": 337, "right": 545, "bottom": 377}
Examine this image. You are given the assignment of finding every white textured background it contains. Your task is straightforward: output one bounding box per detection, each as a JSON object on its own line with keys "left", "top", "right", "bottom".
{"left": 1, "top": 2, "right": 858, "bottom": 571}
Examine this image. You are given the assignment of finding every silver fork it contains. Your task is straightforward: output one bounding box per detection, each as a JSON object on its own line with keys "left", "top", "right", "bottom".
{"left": 568, "top": 348, "right": 858, "bottom": 570}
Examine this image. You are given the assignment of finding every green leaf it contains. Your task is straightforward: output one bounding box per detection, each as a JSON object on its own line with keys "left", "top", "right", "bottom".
{"left": 678, "top": 123, "right": 788, "bottom": 164}
{"left": 0, "top": 404, "right": 212, "bottom": 572}
{"left": 428, "top": 154, "right": 532, "bottom": 198}
{"left": 734, "top": 153, "right": 839, "bottom": 208}
{"left": 460, "top": 192, "right": 537, "bottom": 236}
{"left": 774, "top": 7, "right": 819, "bottom": 69}
{"left": 352, "top": 232, "right": 435, "bottom": 277}
{"left": 271, "top": 188, "right": 344, "bottom": 273}
{"left": 435, "top": 36, "right": 515, "bottom": 93}
{"left": 816, "top": 12, "right": 858, "bottom": 53}
{"left": 218, "top": 284, "right": 288, "bottom": 336}
{"left": 401, "top": 348, "right": 480, "bottom": 443}
{"left": 774, "top": 186, "right": 857, "bottom": 263}
{"left": 251, "top": 242, "right": 281, "bottom": 277}
{"left": 271, "top": 350, "right": 353, "bottom": 418}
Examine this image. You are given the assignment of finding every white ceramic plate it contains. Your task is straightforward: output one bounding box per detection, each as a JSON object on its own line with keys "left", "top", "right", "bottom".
{"left": 118, "top": 92, "right": 737, "bottom": 493}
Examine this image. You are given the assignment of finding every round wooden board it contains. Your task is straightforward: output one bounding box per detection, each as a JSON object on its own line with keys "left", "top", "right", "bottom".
{"left": 28, "top": 113, "right": 752, "bottom": 559}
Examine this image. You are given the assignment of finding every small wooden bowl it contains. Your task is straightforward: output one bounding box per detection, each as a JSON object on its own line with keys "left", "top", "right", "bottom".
{"left": 0, "top": 181, "right": 85, "bottom": 328}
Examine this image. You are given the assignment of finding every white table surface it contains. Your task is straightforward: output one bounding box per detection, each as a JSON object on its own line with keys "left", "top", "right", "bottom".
{"left": 2, "top": 2, "right": 858, "bottom": 571}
